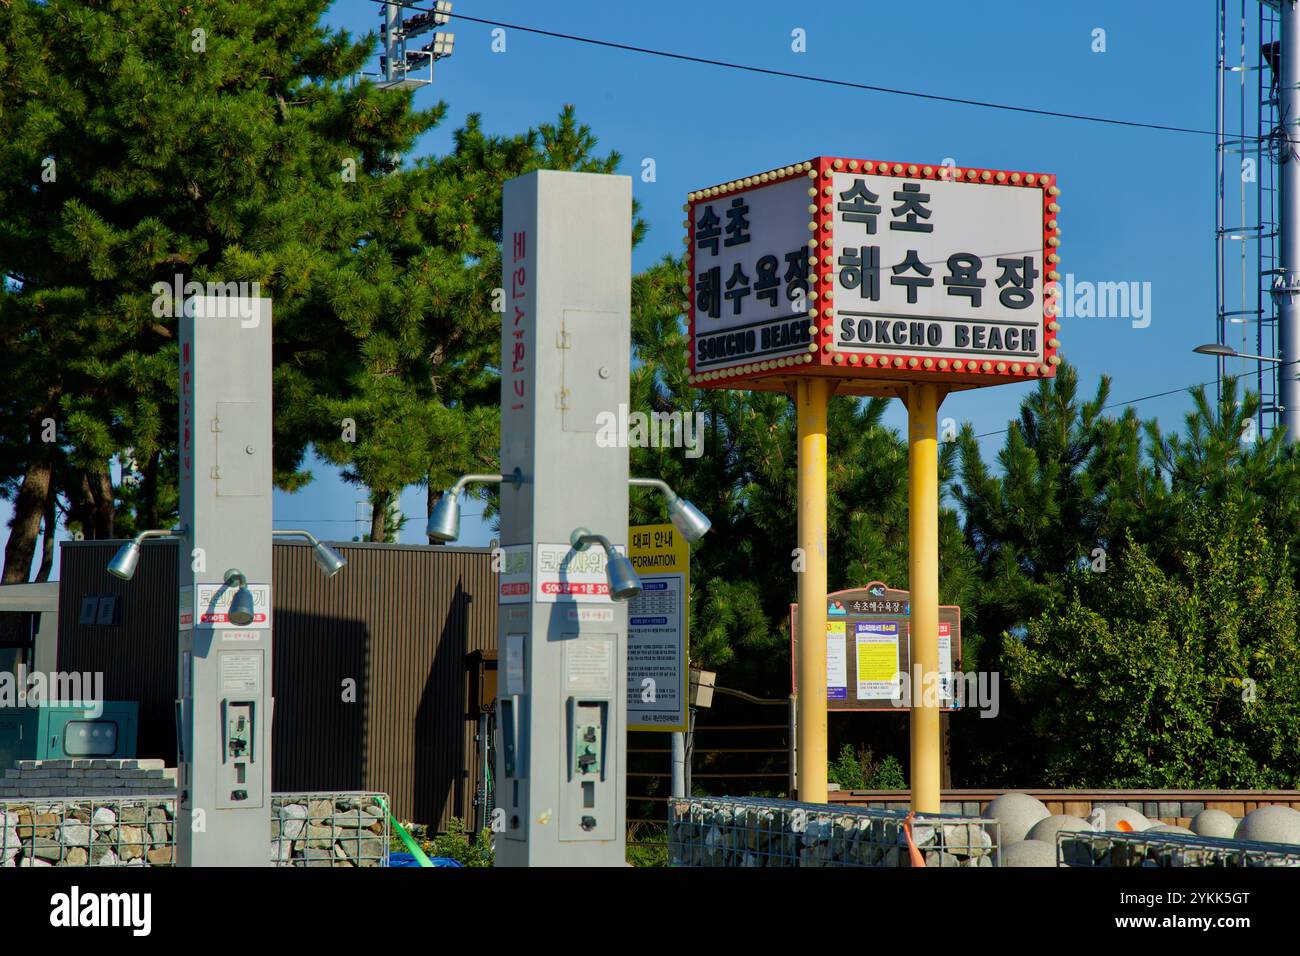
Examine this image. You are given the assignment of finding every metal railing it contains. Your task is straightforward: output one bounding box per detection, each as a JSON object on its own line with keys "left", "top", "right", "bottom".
{"left": 627, "top": 687, "right": 795, "bottom": 850}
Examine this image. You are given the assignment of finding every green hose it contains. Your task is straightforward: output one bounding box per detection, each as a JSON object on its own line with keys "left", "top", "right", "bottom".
{"left": 375, "top": 796, "right": 433, "bottom": 868}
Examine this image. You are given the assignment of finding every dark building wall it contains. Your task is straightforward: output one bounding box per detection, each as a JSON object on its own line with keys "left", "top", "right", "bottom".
{"left": 57, "top": 540, "right": 179, "bottom": 762}
{"left": 57, "top": 540, "right": 497, "bottom": 828}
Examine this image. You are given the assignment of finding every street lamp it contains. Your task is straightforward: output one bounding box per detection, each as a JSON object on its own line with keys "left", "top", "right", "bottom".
{"left": 1193, "top": 342, "right": 1282, "bottom": 364}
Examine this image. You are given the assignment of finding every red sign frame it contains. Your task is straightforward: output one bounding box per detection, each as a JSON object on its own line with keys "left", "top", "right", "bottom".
{"left": 685, "top": 157, "right": 1061, "bottom": 397}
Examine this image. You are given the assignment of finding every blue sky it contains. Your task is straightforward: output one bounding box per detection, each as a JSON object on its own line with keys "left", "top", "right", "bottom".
{"left": 4, "top": 1, "right": 1258, "bottom": 576}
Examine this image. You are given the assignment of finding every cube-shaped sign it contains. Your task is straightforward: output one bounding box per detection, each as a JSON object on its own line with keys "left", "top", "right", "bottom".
{"left": 684, "top": 158, "right": 1061, "bottom": 395}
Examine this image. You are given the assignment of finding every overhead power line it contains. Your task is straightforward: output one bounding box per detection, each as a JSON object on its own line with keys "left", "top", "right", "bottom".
{"left": 969, "top": 358, "right": 1300, "bottom": 441}
{"left": 363, "top": 2, "right": 1278, "bottom": 441}
{"left": 272, "top": 511, "right": 486, "bottom": 523}
{"left": 363, "top": 0, "right": 1230, "bottom": 139}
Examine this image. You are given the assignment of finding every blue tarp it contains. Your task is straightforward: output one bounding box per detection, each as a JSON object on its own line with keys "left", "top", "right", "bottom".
{"left": 389, "top": 852, "right": 464, "bottom": 868}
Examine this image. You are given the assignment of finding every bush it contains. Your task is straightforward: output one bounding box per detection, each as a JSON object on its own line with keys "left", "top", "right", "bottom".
{"left": 421, "top": 817, "right": 494, "bottom": 867}
{"left": 828, "top": 743, "right": 907, "bottom": 790}
{"left": 866, "top": 755, "right": 906, "bottom": 789}
{"left": 388, "top": 817, "right": 494, "bottom": 866}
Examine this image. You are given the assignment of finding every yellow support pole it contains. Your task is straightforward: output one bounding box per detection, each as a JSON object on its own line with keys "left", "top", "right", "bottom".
{"left": 907, "top": 382, "right": 943, "bottom": 813}
{"left": 796, "top": 377, "right": 831, "bottom": 804}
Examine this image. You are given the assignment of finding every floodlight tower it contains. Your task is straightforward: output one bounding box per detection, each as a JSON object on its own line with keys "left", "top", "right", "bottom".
{"left": 1278, "top": 0, "right": 1300, "bottom": 439}
{"left": 1213, "top": 0, "right": 1297, "bottom": 440}
{"left": 376, "top": 1, "right": 455, "bottom": 91}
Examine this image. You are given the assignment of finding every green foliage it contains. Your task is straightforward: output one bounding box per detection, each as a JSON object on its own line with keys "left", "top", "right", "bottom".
{"left": 420, "top": 817, "right": 494, "bottom": 867}
{"left": 0, "top": 0, "right": 440, "bottom": 572}
{"left": 625, "top": 823, "right": 668, "bottom": 867}
{"left": 626, "top": 842, "right": 668, "bottom": 867}
{"left": 828, "top": 743, "right": 907, "bottom": 790}
{"left": 868, "top": 755, "right": 907, "bottom": 790}
{"left": 828, "top": 743, "right": 864, "bottom": 790}
{"left": 290, "top": 105, "right": 643, "bottom": 541}
{"left": 1005, "top": 500, "right": 1300, "bottom": 789}
{"left": 951, "top": 368, "right": 1300, "bottom": 787}
{"left": 0, "top": 0, "right": 647, "bottom": 565}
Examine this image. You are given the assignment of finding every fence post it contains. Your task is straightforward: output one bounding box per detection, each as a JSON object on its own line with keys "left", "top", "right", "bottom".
{"left": 671, "top": 732, "right": 686, "bottom": 800}
{"left": 684, "top": 708, "right": 696, "bottom": 798}
{"left": 788, "top": 695, "right": 798, "bottom": 798}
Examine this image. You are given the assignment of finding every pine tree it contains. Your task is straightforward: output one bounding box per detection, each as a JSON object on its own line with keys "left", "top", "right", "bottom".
{"left": 0, "top": 0, "right": 439, "bottom": 578}
{"left": 289, "top": 107, "right": 639, "bottom": 543}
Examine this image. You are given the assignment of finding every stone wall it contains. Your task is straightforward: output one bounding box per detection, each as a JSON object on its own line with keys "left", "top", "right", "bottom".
{"left": 0, "top": 758, "right": 177, "bottom": 798}
{"left": 1, "top": 792, "right": 389, "bottom": 867}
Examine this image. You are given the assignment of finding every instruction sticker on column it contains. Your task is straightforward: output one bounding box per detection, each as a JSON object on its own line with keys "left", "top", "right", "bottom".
{"left": 565, "top": 636, "right": 614, "bottom": 695}
{"left": 855, "top": 621, "right": 901, "bottom": 701}
{"left": 826, "top": 620, "right": 847, "bottom": 700}
{"left": 938, "top": 622, "right": 954, "bottom": 705}
{"left": 504, "top": 634, "right": 526, "bottom": 697}
{"left": 219, "top": 650, "right": 262, "bottom": 695}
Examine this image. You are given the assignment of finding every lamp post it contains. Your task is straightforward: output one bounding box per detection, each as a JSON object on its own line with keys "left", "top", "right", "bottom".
{"left": 1193, "top": 342, "right": 1284, "bottom": 364}
{"left": 1193, "top": 343, "right": 1283, "bottom": 439}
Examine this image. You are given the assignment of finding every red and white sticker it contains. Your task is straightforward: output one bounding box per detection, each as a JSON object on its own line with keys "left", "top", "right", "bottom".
{"left": 178, "top": 586, "right": 194, "bottom": 630}
{"left": 536, "top": 543, "right": 624, "bottom": 605}
{"left": 497, "top": 544, "right": 532, "bottom": 605}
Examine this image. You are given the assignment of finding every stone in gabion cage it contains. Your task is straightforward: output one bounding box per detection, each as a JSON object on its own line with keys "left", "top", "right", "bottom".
{"left": 668, "top": 796, "right": 1000, "bottom": 868}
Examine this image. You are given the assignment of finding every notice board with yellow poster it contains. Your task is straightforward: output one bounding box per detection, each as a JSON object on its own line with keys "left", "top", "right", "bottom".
{"left": 789, "top": 582, "right": 961, "bottom": 712}
{"left": 627, "top": 524, "right": 689, "bottom": 731}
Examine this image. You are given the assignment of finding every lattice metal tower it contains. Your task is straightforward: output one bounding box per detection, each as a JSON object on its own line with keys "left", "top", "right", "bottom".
{"left": 1216, "top": 0, "right": 1286, "bottom": 438}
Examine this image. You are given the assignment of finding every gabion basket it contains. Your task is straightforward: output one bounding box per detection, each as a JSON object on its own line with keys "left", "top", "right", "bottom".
{"left": 1058, "top": 828, "right": 1300, "bottom": 868}
{"left": 669, "top": 795, "right": 1000, "bottom": 867}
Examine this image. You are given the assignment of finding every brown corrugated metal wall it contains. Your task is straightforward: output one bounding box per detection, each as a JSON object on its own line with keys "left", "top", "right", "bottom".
{"left": 272, "top": 541, "right": 497, "bottom": 827}
{"left": 57, "top": 540, "right": 496, "bottom": 829}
